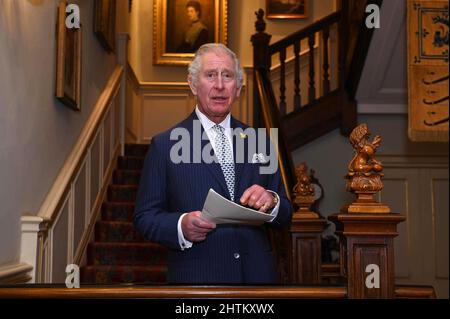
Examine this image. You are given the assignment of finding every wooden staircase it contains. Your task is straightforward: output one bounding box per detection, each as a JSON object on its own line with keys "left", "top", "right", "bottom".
{"left": 81, "top": 144, "right": 168, "bottom": 284}
{"left": 252, "top": 1, "right": 381, "bottom": 150}
{"left": 251, "top": 1, "right": 384, "bottom": 286}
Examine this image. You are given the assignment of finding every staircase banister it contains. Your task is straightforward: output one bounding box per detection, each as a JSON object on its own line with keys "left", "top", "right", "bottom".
{"left": 269, "top": 11, "right": 342, "bottom": 54}
{"left": 0, "top": 286, "right": 348, "bottom": 299}
{"left": 255, "top": 69, "right": 296, "bottom": 200}
{"left": 36, "top": 66, "right": 124, "bottom": 223}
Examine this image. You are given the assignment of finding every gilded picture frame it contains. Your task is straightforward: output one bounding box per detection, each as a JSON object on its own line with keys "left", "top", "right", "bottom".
{"left": 56, "top": 1, "right": 82, "bottom": 111}
{"left": 266, "top": 0, "right": 307, "bottom": 19}
{"left": 94, "top": 0, "right": 116, "bottom": 53}
{"left": 153, "top": 0, "right": 228, "bottom": 66}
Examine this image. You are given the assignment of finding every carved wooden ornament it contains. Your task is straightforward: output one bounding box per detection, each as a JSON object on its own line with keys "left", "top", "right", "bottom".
{"left": 343, "top": 124, "right": 391, "bottom": 213}
{"left": 293, "top": 162, "right": 319, "bottom": 218}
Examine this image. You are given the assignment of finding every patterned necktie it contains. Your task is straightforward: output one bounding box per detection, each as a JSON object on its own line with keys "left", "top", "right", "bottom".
{"left": 212, "top": 124, "right": 235, "bottom": 201}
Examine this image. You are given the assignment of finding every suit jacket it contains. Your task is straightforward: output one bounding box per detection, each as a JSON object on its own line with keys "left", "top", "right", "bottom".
{"left": 134, "top": 111, "right": 292, "bottom": 284}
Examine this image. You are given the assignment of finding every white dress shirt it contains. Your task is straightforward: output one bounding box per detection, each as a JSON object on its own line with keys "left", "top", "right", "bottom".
{"left": 177, "top": 107, "right": 280, "bottom": 250}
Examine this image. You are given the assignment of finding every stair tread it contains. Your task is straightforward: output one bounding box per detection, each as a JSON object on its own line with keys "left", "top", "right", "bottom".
{"left": 89, "top": 242, "right": 163, "bottom": 248}
{"left": 82, "top": 265, "right": 167, "bottom": 271}
{"left": 107, "top": 185, "right": 138, "bottom": 202}
{"left": 125, "top": 143, "right": 150, "bottom": 147}
{"left": 95, "top": 220, "right": 142, "bottom": 242}
{"left": 83, "top": 144, "right": 164, "bottom": 284}
{"left": 113, "top": 170, "right": 142, "bottom": 184}
{"left": 102, "top": 203, "right": 135, "bottom": 222}
{"left": 97, "top": 220, "right": 134, "bottom": 226}
{"left": 103, "top": 201, "right": 135, "bottom": 206}
{"left": 81, "top": 265, "right": 167, "bottom": 284}
{"left": 119, "top": 155, "right": 145, "bottom": 160}
{"left": 124, "top": 144, "right": 150, "bottom": 157}
{"left": 117, "top": 156, "right": 145, "bottom": 170}
{"left": 109, "top": 184, "right": 139, "bottom": 188}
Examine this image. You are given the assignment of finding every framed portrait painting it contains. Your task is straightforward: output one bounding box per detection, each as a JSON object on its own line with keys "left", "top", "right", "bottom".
{"left": 94, "top": 0, "right": 116, "bottom": 53}
{"left": 266, "top": 0, "right": 307, "bottom": 19}
{"left": 56, "top": 1, "right": 82, "bottom": 111}
{"left": 153, "top": 0, "right": 228, "bottom": 66}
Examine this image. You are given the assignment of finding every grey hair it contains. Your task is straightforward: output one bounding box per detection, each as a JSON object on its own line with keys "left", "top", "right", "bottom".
{"left": 188, "top": 43, "right": 244, "bottom": 88}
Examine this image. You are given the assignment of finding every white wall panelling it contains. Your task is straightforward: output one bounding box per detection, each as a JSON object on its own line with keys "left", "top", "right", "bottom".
{"left": 378, "top": 155, "right": 449, "bottom": 298}
{"left": 125, "top": 64, "right": 249, "bottom": 143}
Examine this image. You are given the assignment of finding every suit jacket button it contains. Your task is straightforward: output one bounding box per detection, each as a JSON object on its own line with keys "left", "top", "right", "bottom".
{"left": 234, "top": 253, "right": 240, "bottom": 259}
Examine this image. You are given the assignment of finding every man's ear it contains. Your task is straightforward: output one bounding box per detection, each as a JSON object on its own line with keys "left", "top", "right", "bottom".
{"left": 235, "top": 84, "right": 243, "bottom": 98}
{"left": 188, "top": 75, "right": 197, "bottom": 95}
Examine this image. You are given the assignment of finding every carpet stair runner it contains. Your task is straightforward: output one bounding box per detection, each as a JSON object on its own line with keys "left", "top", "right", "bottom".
{"left": 81, "top": 144, "right": 168, "bottom": 284}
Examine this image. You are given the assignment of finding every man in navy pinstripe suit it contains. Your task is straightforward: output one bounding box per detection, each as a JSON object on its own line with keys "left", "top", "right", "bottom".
{"left": 134, "top": 44, "right": 292, "bottom": 284}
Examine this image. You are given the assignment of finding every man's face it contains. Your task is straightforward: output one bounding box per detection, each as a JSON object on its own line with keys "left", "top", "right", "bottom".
{"left": 189, "top": 52, "right": 242, "bottom": 123}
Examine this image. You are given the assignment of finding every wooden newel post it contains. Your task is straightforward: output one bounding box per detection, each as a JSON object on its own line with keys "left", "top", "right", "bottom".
{"left": 329, "top": 124, "right": 405, "bottom": 298}
{"left": 251, "top": 9, "right": 271, "bottom": 128}
{"left": 290, "top": 163, "right": 327, "bottom": 284}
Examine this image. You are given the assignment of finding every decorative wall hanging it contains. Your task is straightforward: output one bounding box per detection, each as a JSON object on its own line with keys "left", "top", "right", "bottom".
{"left": 94, "top": 0, "right": 116, "bottom": 53}
{"left": 407, "top": 0, "right": 449, "bottom": 141}
{"left": 266, "top": 0, "right": 307, "bottom": 19}
{"left": 56, "top": 1, "right": 82, "bottom": 111}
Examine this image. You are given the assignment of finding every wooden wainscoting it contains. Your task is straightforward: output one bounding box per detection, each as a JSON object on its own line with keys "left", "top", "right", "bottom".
{"left": 125, "top": 64, "right": 250, "bottom": 144}
{"left": 377, "top": 155, "right": 449, "bottom": 298}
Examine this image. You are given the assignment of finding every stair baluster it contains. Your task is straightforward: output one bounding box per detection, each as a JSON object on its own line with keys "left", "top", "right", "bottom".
{"left": 279, "top": 47, "right": 287, "bottom": 115}
{"left": 308, "top": 34, "right": 316, "bottom": 103}
{"left": 294, "top": 41, "right": 301, "bottom": 110}
{"left": 322, "top": 27, "right": 330, "bottom": 95}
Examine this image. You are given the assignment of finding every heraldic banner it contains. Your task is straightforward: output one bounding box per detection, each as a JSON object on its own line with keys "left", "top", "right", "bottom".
{"left": 407, "top": 0, "right": 449, "bottom": 142}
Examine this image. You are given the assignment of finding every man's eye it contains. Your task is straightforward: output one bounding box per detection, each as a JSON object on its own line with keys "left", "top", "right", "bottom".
{"left": 223, "top": 73, "right": 234, "bottom": 81}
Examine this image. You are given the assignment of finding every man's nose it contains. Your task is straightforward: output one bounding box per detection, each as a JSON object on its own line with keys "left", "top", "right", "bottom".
{"left": 214, "top": 75, "right": 224, "bottom": 90}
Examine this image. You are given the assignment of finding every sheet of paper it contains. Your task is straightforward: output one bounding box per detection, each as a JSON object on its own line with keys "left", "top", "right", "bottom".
{"left": 201, "top": 188, "right": 273, "bottom": 225}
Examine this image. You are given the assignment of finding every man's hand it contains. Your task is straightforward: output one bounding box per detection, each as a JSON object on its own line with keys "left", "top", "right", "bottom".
{"left": 181, "top": 211, "right": 216, "bottom": 242}
{"left": 240, "top": 184, "right": 276, "bottom": 213}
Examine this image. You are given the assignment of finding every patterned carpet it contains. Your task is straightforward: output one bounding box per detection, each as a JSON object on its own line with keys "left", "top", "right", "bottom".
{"left": 81, "top": 144, "right": 168, "bottom": 284}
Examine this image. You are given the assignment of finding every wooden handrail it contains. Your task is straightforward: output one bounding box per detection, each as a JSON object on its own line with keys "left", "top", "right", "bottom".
{"left": 395, "top": 285, "right": 436, "bottom": 299}
{"left": 269, "top": 11, "right": 342, "bottom": 54}
{"left": 0, "top": 286, "right": 348, "bottom": 299}
{"left": 37, "top": 65, "right": 124, "bottom": 223}
{"left": 0, "top": 285, "right": 436, "bottom": 299}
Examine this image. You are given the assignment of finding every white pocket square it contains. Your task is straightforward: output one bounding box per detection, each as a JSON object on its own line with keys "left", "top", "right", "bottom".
{"left": 252, "top": 153, "right": 268, "bottom": 164}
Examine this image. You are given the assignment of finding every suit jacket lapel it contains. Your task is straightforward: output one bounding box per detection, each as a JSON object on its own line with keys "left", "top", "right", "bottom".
{"left": 188, "top": 111, "right": 230, "bottom": 198}
{"left": 231, "top": 117, "right": 247, "bottom": 200}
